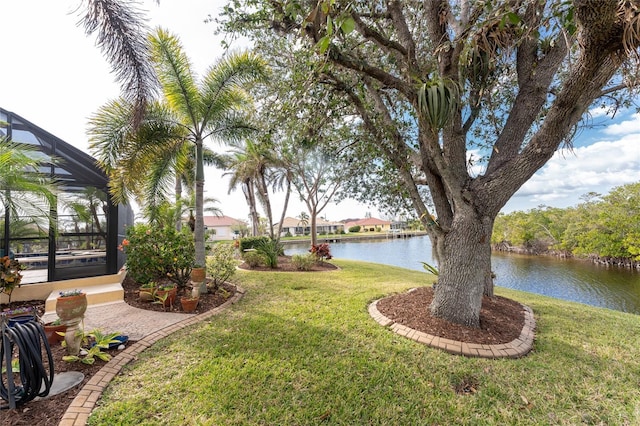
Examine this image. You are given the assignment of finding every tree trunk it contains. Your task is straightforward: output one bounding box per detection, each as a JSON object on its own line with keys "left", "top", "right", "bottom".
{"left": 194, "top": 139, "right": 205, "bottom": 267}
{"left": 274, "top": 177, "right": 292, "bottom": 243}
{"left": 175, "top": 176, "right": 182, "bottom": 231}
{"left": 310, "top": 210, "right": 317, "bottom": 247}
{"left": 256, "top": 175, "right": 274, "bottom": 239}
{"left": 430, "top": 210, "right": 494, "bottom": 327}
{"left": 242, "top": 181, "right": 260, "bottom": 236}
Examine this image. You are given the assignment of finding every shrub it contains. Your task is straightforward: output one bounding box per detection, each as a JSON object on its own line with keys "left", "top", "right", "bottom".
{"left": 255, "top": 238, "right": 283, "bottom": 269}
{"left": 120, "top": 224, "right": 194, "bottom": 288}
{"left": 348, "top": 225, "right": 361, "bottom": 233}
{"left": 310, "top": 243, "right": 332, "bottom": 261}
{"left": 243, "top": 251, "right": 264, "bottom": 268}
{"left": 285, "top": 231, "right": 292, "bottom": 238}
{"left": 291, "top": 253, "right": 315, "bottom": 271}
{"left": 206, "top": 243, "right": 237, "bottom": 293}
{"left": 239, "top": 236, "right": 269, "bottom": 253}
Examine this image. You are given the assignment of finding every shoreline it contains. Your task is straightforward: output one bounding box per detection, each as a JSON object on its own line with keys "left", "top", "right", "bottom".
{"left": 279, "top": 231, "right": 429, "bottom": 245}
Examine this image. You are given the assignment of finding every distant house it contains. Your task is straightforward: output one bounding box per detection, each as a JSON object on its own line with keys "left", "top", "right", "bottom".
{"left": 344, "top": 217, "right": 392, "bottom": 232}
{"left": 203, "top": 216, "right": 247, "bottom": 241}
{"left": 276, "top": 217, "right": 344, "bottom": 237}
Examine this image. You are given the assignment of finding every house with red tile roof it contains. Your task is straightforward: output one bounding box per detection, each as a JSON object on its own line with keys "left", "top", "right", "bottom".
{"left": 344, "top": 217, "right": 392, "bottom": 233}
{"left": 203, "top": 215, "right": 248, "bottom": 241}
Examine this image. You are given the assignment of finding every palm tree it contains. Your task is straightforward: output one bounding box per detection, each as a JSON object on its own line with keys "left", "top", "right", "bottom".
{"left": 148, "top": 28, "right": 268, "bottom": 266}
{"left": 0, "top": 137, "right": 57, "bottom": 226}
{"left": 88, "top": 99, "right": 225, "bottom": 229}
{"left": 223, "top": 149, "right": 261, "bottom": 236}
{"left": 297, "top": 212, "right": 309, "bottom": 228}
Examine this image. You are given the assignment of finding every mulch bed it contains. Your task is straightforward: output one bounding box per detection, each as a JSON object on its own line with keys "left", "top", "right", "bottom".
{"left": 376, "top": 286, "right": 525, "bottom": 345}
{"left": 237, "top": 256, "right": 339, "bottom": 272}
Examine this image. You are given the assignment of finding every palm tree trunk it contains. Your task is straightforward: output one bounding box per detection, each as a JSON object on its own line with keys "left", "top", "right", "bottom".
{"left": 194, "top": 139, "right": 206, "bottom": 268}
{"left": 243, "top": 181, "right": 260, "bottom": 236}
{"left": 175, "top": 176, "right": 182, "bottom": 231}
{"left": 256, "top": 175, "right": 274, "bottom": 239}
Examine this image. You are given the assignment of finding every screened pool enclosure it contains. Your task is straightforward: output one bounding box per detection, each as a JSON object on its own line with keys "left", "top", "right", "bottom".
{"left": 1, "top": 107, "right": 133, "bottom": 284}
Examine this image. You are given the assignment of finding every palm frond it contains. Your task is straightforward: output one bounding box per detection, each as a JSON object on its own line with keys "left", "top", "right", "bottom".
{"left": 79, "top": 0, "right": 157, "bottom": 126}
{"left": 149, "top": 27, "right": 202, "bottom": 128}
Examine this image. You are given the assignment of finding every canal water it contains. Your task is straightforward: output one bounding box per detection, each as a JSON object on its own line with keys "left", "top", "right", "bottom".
{"left": 285, "top": 236, "right": 640, "bottom": 314}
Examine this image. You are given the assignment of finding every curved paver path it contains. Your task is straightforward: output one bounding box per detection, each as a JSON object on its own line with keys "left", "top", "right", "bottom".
{"left": 368, "top": 290, "right": 535, "bottom": 359}
{"left": 58, "top": 285, "right": 245, "bottom": 426}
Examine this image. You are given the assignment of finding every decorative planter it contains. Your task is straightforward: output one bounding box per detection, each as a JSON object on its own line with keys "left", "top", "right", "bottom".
{"left": 190, "top": 267, "right": 206, "bottom": 283}
{"left": 44, "top": 323, "right": 67, "bottom": 345}
{"left": 181, "top": 297, "right": 199, "bottom": 313}
{"left": 55, "top": 293, "right": 88, "bottom": 321}
{"left": 155, "top": 287, "right": 177, "bottom": 307}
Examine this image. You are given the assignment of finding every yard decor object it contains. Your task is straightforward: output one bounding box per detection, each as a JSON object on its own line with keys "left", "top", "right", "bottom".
{"left": 190, "top": 266, "right": 206, "bottom": 284}
{"left": 56, "top": 290, "right": 87, "bottom": 355}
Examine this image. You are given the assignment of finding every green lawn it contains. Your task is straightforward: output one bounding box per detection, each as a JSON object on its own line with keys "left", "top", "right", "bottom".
{"left": 89, "top": 260, "right": 640, "bottom": 425}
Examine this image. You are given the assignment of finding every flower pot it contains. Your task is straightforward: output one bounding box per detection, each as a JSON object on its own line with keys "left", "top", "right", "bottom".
{"left": 138, "top": 289, "right": 155, "bottom": 302}
{"left": 44, "top": 323, "right": 67, "bottom": 345}
{"left": 181, "top": 297, "right": 199, "bottom": 313}
{"left": 190, "top": 267, "right": 206, "bottom": 283}
{"left": 55, "top": 293, "right": 87, "bottom": 321}
{"left": 7, "top": 315, "right": 35, "bottom": 327}
{"left": 155, "top": 287, "right": 177, "bottom": 307}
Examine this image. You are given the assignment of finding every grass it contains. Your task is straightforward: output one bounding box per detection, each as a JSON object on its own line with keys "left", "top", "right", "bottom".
{"left": 88, "top": 260, "right": 640, "bottom": 425}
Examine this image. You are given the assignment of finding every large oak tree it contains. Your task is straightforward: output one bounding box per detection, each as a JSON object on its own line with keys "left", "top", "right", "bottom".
{"left": 221, "top": 1, "right": 640, "bottom": 326}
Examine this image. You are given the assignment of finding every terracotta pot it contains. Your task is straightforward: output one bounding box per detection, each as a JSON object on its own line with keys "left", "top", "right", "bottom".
{"left": 55, "top": 293, "right": 87, "bottom": 321}
{"left": 44, "top": 323, "right": 67, "bottom": 345}
{"left": 181, "top": 297, "right": 199, "bottom": 313}
{"left": 190, "top": 267, "right": 206, "bottom": 283}
{"left": 155, "top": 287, "right": 177, "bottom": 307}
{"left": 138, "top": 288, "right": 155, "bottom": 302}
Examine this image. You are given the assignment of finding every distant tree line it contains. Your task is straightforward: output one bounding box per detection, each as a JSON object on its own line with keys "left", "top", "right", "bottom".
{"left": 492, "top": 182, "right": 640, "bottom": 267}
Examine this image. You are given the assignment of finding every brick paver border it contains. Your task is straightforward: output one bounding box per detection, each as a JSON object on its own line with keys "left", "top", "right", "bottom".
{"left": 59, "top": 285, "right": 246, "bottom": 426}
{"left": 368, "top": 290, "right": 535, "bottom": 359}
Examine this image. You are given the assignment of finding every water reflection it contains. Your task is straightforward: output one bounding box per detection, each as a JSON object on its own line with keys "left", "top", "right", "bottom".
{"left": 285, "top": 236, "right": 640, "bottom": 314}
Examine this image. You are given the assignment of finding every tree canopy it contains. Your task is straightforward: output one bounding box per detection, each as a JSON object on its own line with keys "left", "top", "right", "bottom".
{"left": 219, "top": 0, "right": 640, "bottom": 327}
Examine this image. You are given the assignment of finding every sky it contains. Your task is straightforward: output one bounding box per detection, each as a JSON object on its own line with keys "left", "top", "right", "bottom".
{"left": 2, "top": 0, "right": 639, "bottom": 223}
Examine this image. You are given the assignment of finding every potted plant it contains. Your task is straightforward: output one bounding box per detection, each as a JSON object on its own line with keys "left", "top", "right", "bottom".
{"left": 0, "top": 256, "right": 25, "bottom": 304}
{"left": 154, "top": 283, "right": 177, "bottom": 309}
{"left": 138, "top": 281, "right": 157, "bottom": 302}
{"left": 180, "top": 287, "right": 199, "bottom": 313}
{"left": 3, "top": 306, "right": 36, "bottom": 326}
{"left": 55, "top": 289, "right": 87, "bottom": 321}
{"left": 43, "top": 318, "right": 67, "bottom": 345}
{"left": 190, "top": 264, "right": 206, "bottom": 283}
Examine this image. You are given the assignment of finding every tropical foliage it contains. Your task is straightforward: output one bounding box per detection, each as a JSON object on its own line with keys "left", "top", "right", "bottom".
{"left": 205, "top": 243, "right": 237, "bottom": 293}
{"left": 119, "top": 223, "right": 194, "bottom": 289}
{"left": 0, "top": 137, "right": 57, "bottom": 222}
{"left": 493, "top": 182, "right": 640, "bottom": 261}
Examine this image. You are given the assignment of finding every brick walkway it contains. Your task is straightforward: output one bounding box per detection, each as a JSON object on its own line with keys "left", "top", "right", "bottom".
{"left": 368, "top": 293, "right": 535, "bottom": 358}
{"left": 58, "top": 286, "right": 246, "bottom": 426}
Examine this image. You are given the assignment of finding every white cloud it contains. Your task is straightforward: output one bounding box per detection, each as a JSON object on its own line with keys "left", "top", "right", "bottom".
{"left": 603, "top": 113, "right": 640, "bottom": 135}
{"left": 506, "top": 135, "right": 640, "bottom": 212}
